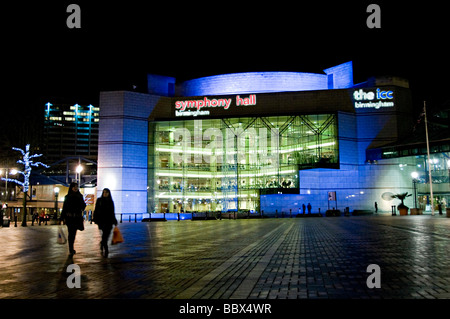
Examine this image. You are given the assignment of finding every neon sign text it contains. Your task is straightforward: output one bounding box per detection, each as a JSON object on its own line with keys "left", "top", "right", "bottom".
{"left": 353, "top": 89, "right": 393, "bottom": 101}
{"left": 236, "top": 94, "right": 256, "bottom": 106}
{"left": 376, "top": 89, "right": 393, "bottom": 99}
{"left": 175, "top": 95, "right": 256, "bottom": 117}
{"left": 353, "top": 88, "right": 394, "bottom": 109}
{"left": 175, "top": 97, "right": 232, "bottom": 112}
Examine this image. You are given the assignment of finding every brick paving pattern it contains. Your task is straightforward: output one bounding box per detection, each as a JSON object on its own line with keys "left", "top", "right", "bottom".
{"left": 1, "top": 215, "right": 450, "bottom": 299}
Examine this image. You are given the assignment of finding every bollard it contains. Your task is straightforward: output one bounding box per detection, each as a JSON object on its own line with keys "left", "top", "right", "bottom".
{"left": 391, "top": 205, "right": 396, "bottom": 216}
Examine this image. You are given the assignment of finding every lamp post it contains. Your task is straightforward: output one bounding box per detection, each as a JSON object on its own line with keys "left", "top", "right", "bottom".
{"left": 76, "top": 164, "right": 83, "bottom": 184}
{"left": 1, "top": 168, "right": 17, "bottom": 222}
{"left": 411, "top": 171, "right": 419, "bottom": 209}
{"left": 53, "top": 186, "right": 60, "bottom": 223}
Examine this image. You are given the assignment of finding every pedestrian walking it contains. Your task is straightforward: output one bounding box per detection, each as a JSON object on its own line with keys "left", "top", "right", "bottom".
{"left": 93, "top": 188, "right": 117, "bottom": 258}
{"left": 31, "top": 211, "right": 38, "bottom": 226}
{"left": 307, "top": 203, "right": 312, "bottom": 214}
{"left": 302, "top": 203, "right": 306, "bottom": 214}
{"left": 374, "top": 202, "right": 378, "bottom": 213}
{"left": 60, "top": 182, "right": 86, "bottom": 256}
{"left": 39, "top": 210, "right": 45, "bottom": 225}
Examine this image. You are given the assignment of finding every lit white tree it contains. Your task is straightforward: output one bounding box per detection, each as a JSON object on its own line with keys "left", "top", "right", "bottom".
{"left": 1, "top": 144, "right": 49, "bottom": 226}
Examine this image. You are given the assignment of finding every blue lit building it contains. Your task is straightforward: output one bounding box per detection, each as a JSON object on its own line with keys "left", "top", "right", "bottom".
{"left": 44, "top": 102, "right": 100, "bottom": 163}
{"left": 98, "top": 62, "right": 449, "bottom": 218}
{"left": 42, "top": 101, "right": 99, "bottom": 185}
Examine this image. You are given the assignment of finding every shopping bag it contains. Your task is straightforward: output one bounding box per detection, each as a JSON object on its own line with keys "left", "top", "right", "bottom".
{"left": 57, "top": 225, "right": 67, "bottom": 244}
{"left": 77, "top": 216, "right": 85, "bottom": 231}
{"left": 111, "top": 226, "right": 124, "bottom": 245}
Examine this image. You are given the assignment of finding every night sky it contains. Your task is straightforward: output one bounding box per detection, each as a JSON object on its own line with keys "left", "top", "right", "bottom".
{"left": 2, "top": 1, "right": 449, "bottom": 143}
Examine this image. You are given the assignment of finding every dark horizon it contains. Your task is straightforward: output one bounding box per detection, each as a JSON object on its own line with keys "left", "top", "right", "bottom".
{"left": 2, "top": 1, "right": 449, "bottom": 149}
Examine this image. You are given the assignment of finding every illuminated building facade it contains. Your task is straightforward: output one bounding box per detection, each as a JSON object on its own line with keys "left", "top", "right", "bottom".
{"left": 43, "top": 102, "right": 100, "bottom": 163}
{"left": 98, "top": 62, "right": 449, "bottom": 218}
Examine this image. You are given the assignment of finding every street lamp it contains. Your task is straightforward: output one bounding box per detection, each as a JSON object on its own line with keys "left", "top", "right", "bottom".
{"left": 411, "top": 171, "right": 419, "bottom": 209}
{"left": 53, "top": 187, "right": 60, "bottom": 223}
{"left": 1, "top": 168, "right": 18, "bottom": 226}
{"left": 76, "top": 164, "right": 83, "bottom": 184}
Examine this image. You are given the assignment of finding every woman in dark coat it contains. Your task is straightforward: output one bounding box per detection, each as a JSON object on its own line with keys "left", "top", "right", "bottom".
{"left": 93, "top": 188, "right": 117, "bottom": 257}
{"left": 60, "top": 182, "right": 86, "bottom": 256}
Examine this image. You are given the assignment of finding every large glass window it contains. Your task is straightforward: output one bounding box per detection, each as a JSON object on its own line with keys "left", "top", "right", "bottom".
{"left": 148, "top": 114, "right": 338, "bottom": 214}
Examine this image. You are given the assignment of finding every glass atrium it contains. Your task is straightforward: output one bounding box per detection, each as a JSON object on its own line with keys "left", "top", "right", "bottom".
{"left": 148, "top": 114, "right": 338, "bottom": 214}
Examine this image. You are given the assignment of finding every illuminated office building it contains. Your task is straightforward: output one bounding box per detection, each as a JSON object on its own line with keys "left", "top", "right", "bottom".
{"left": 98, "top": 62, "right": 449, "bottom": 217}
{"left": 43, "top": 102, "right": 100, "bottom": 163}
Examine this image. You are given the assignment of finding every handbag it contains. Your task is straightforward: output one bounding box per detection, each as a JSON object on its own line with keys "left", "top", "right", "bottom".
{"left": 111, "top": 226, "right": 124, "bottom": 245}
{"left": 77, "top": 216, "right": 84, "bottom": 231}
{"left": 57, "top": 225, "right": 67, "bottom": 244}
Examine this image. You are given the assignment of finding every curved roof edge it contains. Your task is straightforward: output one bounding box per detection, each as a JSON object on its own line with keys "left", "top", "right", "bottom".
{"left": 178, "top": 61, "right": 353, "bottom": 96}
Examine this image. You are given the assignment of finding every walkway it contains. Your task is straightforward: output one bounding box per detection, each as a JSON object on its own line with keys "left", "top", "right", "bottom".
{"left": 1, "top": 215, "right": 450, "bottom": 300}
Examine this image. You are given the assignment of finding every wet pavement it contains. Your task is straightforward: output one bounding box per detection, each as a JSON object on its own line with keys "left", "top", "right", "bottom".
{"left": 1, "top": 215, "right": 450, "bottom": 300}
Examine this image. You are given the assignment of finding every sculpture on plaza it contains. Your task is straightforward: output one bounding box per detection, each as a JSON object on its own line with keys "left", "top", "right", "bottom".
{"left": 391, "top": 192, "right": 412, "bottom": 215}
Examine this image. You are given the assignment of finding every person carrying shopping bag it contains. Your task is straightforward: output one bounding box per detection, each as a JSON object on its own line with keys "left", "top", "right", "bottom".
{"left": 93, "top": 188, "right": 117, "bottom": 258}
{"left": 60, "top": 182, "right": 86, "bottom": 256}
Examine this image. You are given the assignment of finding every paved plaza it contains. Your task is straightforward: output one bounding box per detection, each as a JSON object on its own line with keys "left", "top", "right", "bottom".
{"left": 1, "top": 215, "right": 450, "bottom": 301}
